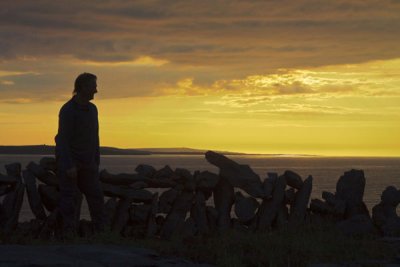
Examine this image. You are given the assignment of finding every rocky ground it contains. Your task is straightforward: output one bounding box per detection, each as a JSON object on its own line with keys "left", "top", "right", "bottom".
{"left": 0, "top": 244, "right": 213, "bottom": 267}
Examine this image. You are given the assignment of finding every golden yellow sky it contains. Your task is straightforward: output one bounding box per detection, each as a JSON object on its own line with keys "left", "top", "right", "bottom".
{"left": 1, "top": 1, "right": 400, "bottom": 156}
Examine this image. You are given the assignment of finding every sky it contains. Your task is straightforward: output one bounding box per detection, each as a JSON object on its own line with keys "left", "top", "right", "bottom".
{"left": 0, "top": 0, "right": 400, "bottom": 156}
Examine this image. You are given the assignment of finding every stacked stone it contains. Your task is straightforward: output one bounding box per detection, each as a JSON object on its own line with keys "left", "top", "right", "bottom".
{"left": 309, "top": 169, "right": 375, "bottom": 236}
{"left": 1, "top": 152, "right": 398, "bottom": 240}
{"left": 372, "top": 186, "right": 400, "bottom": 236}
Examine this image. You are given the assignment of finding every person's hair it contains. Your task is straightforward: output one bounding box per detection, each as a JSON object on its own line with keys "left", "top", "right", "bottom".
{"left": 73, "top": 73, "right": 97, "bottom": 95}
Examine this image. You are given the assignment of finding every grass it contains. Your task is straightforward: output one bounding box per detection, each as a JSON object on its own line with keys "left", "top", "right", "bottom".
{"left": 2, "top": 221, "right": 398, "bottom": 267}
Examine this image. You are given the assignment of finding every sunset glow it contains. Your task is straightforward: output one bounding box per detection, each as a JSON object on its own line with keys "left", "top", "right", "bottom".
{"left": 1, "top": 1, "right": 399, "bottom": 156}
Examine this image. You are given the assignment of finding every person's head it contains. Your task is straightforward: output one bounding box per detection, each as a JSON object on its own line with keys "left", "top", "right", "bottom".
{"left": 73, "top": 72, "right": 97, "bottom": 101}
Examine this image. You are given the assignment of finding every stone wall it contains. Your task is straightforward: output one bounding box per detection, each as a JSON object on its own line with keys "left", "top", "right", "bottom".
{"left": 0, "top": 151, "right": 399, "bottom": 240}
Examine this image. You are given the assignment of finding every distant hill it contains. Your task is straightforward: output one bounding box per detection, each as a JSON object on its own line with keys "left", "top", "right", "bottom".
{"left": 0, "top": 145, "right": 246, "bottom": 155}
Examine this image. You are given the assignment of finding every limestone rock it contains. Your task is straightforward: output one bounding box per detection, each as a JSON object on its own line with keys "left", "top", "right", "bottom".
{"left": 284, "top": 170, "right": 303, "bottom": 189}
{"left": 310, "top": 199, "right": 332, "bottom": 214}
{"left": 381, "top": 186, "right": 400, "bottom": 206}
{"left": 39, "top": 157, "right": 57, "bottom": 172}
{"left": 100, "top": 169, "right": 145, "bottom": 185}
{"left": 130, "top": 181, "right": 148, "bottom": 189}
{"left": 1, "top": 182, "right": 25, "bottom": 233}
{"left": 160, "top": 191, "right": 193, "bottom": 239}
{"left": 154, "top": 165, "right": 175, "bottom": 179}
{"left": 38, "top": 184, "right": 59, "bottom": 212}
{"left": 234, "top": 192, "right": 259, "bottom": 224}
{"left": 322, "top": 191, "right": 336, "bottom": 205}
{"left": 158, "top": 188, "right": 179, "bottom": 213}
{"left": 213, "top": 178, "right": 235, "bottom": 230}
{"left": 263, "top": 173, "right": 277, "bottom": 199}
{"left": 257, "top": 175, "right": 286, "bottom": 231}
{"left": 27, "top": 161, "right": 58, "bottom": 186}
{"left": 289, "top": 175, "right": 313, "bottom": 224}
{"left": 78, "top": 219, "right": 94, "bottom": 238}
{"left": 135, "top": 164, "right": 156, "bottom": 178}
{"left": 205, "top": 151, "right": 264, "bottom": 198}
{"left": 195, "top": 171, "right": 219, "bottom": 190}
{"left": 22, "top": 170, "right": 47, "bottom": 220}
{"left": 101, "top": 183, "right": 153, "bottom": 203}
{"left": 206, "top": 206, "right": 218, "bottom": 233}
{"left": 5, "top": 162, "right": 22, "bottom": 183}
{"left": 145, "top": 178, "right": 177, "bottom": 188}
{"left": 336, "top": 169, "right": 369, "bottom": 218}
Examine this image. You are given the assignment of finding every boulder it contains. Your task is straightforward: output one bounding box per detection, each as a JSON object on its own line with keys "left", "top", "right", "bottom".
{"left": 310, "top": 199, "right": 332, "bottom": 214}
{"left": 78, "top": 219, "right": 93, "bottom": 238}
{"left": 1, "top": 182, "right": 25, "bottom": 233}
{"left": 154, "top": 165, "right": 175, "bottom": 179}
{"left": 135, "top": 164, "right": 156, "bottom": 178}
{"left": 38, "top": 185, "right": 59, "bottom": 212}
{"left": 158, "top": 188, "right": 179, "bottom": 213}
{"left": 284, "top": 170, "right": 303, "bottom": 189}
{"left": 100, "top": 169, "right": 145, "bottom": 185}
{"left": 234, "top": 192, "right": 259, "bottom": 224}
{"left": 39, "top": 157, "right": 57, "bottom": 172}
{"left": 160, "top": 191, "right": 193, "bottom": 239}
{"left": 213, "top": 178, "right": 235, "bottom": 230}
{"left": 130, "top": 181, "right": 148, "bottom": 189}
{"left": 181, "top": 217, "right": 197, "bottom": 237}
{"left": 101, "top": 183, "right": 153, "bottom": 203}
{"left": 195, "top": 171, "right": 219, "bottom": 190}
{"left": 26, "top": 162, "right": 58, "bottom": 186}
{"left": 145, "top": 178, "right": 177, "bottom": 188}
{"left": 205, "top": 151, "right": 264, "bottom": 198}
{"left": 112, "top": 198, "right": 132, "bottom": 233}
{"left": 190, "top": 191, "right": 209, "bottom": 235}
{"left": 175, "top": 168, "right": 196, "bottom": 191}
{"left": 381, "top": 186, "right": 400, "bottom": 206}
{"left": 263, "top": 174, "right": 277, "bottom": 199}
{"left": 5, "top": 162, "right": 22, "bottom": 183}
{"left": 322, "top": 191, "right": 336, "bottom": 205}
{"left": 22, "top": 170, "right": 47, "bottom": 220}
{"left": 289, "top": 175, "right": 313, "bottom": 224}
{"left": 257, "top": 175, "right": 286, "bottom": 231}
{"left": 336, "top": 169, "right": 369, "bottom": 218}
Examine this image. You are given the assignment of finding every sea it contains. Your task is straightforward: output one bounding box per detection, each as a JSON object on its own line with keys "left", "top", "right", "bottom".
{"left": 0, "top": 154, "right": 399, "bottom": 221}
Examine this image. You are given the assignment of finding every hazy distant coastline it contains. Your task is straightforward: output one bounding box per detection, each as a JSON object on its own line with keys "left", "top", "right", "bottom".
{"left": 0, "top": 145, "right": 251, "bottom": 156}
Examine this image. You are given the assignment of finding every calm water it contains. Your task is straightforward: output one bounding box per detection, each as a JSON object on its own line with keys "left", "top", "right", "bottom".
{"left": 1, "top": 154, "right": 399, "bottom": 221}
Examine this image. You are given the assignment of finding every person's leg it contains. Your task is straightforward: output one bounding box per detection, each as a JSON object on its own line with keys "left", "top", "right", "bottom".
{"left": 57, "top": 170, "right": 79, "bottom": 233}
{"left": 77, "top": 167, "right": 105, "bottom": 232}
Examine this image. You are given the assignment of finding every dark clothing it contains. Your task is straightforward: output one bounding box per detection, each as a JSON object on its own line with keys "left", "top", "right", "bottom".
{"left": 58, "top": 167, "right": 104, "bottom": 231}
{"left": 55, "top": 97, "right": 100, "bottom": 171}
{"left": 55, "top": 96, "right": 104, "bottom": 231}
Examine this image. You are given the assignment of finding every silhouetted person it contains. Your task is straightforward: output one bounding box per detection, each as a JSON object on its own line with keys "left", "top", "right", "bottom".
{"left": 55, "top": 72, "right": 105, "bottom": 236}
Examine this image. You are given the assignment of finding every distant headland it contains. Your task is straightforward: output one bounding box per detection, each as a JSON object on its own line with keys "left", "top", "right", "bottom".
{"left": 0, "top": 145, "right": 255, "bottom": 156}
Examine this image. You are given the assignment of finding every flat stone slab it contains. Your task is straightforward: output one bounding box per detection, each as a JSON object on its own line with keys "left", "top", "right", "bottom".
{"left": 0, "top": 244, "right": 213, "bottom": 267}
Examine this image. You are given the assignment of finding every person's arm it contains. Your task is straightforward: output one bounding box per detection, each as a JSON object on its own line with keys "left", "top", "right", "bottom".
{"left": 94, "top": 105, "right": 100, "bottom": 166}
{"left": 56, "top": 105, "right": 76, "bottom": 174}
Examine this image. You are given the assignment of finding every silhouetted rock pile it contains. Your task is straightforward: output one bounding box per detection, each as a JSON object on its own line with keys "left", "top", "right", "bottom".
{"left": 0, "top": 151, "right": 399, "bottom": 240}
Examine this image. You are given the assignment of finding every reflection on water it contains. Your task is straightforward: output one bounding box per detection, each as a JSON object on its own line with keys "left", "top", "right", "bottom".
{"left": 1, "top": 154, "right": 399, "bottom": 221}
